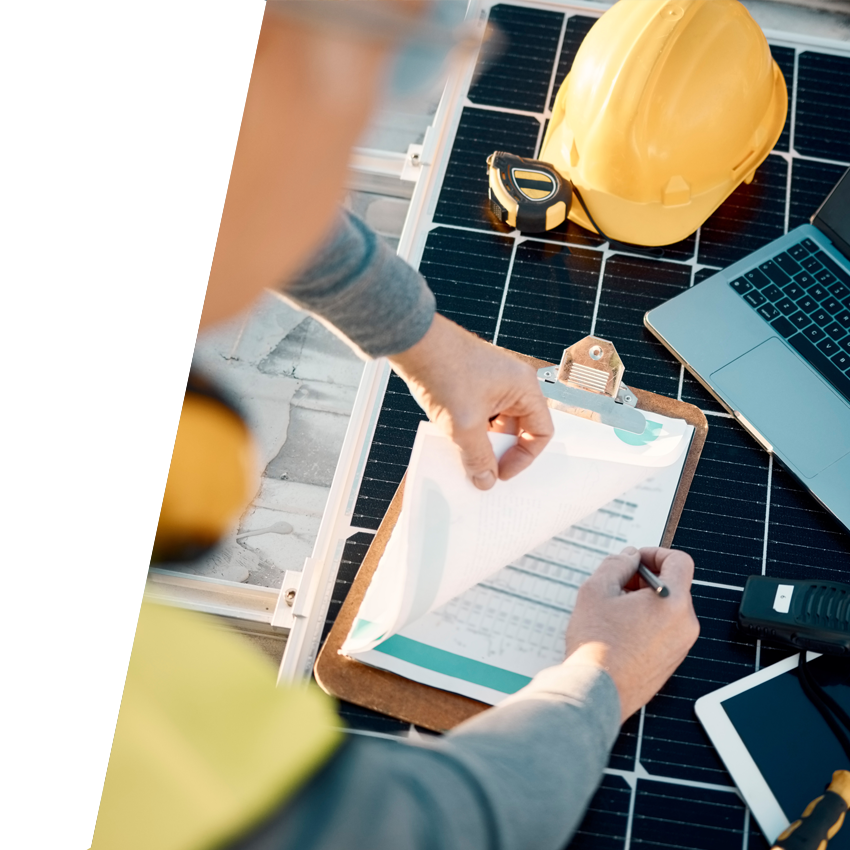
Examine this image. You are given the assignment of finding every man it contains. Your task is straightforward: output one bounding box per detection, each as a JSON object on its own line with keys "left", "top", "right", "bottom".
{"left": 92, "top": 5, "right": 700, "bottom": 849}
{"left": 202, "top": 0, "right": 554, "bottom": 491}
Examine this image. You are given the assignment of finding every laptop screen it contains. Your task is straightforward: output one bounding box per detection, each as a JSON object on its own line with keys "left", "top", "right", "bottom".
{"left": 814, "top": 166, "right": 850, "bottom": 260}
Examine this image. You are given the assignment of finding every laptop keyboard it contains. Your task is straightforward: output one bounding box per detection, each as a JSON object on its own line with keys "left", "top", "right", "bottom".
{"left": 728, "top": 237, "right": 850, "bottom": 404}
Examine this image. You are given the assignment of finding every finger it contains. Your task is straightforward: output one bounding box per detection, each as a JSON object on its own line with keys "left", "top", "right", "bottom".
{"left": 640, "top": 547, "right": 695, "bottom": 593}
{"left": 496, "top": 395, "right": 554, "bottom": 480}
{"left": 452, "top": 424, "right": 499, "bottom": 490}
{"left": 489, "top": 414, "right": 518, "bottom": 435}
{"left": 589, "top": 547, "right": 641, "bottom": 594}
{"left": 623, "top": 570, "right": 647, "bottom": 593}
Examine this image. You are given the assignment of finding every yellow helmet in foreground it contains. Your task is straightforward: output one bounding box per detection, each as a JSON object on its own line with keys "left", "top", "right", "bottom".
{"left": 153, "top": 380, "right": 258, "bottom": 563}
{"left": 538, "top": 0, "right": 787, "bottom": 246}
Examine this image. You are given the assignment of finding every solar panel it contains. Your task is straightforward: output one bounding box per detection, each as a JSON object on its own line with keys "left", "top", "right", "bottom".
{"left": 324, "top": 4, "right": 850, "bottom": 845}
{"left": 795, "top": 52, "right": 850, "bottom": 162}
{"left": 468, "top": 4, "right": 564, "bottom": 112}
{"left": 631, "top": 780, "right": 748, "bottom": 849}
{"left": 569, "top": 774, "right": 631, "bottom": 849}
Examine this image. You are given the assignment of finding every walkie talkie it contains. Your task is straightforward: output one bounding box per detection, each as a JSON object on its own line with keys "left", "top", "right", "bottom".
{"left": 738, "top": 576, "right": 850, "bottom": 655}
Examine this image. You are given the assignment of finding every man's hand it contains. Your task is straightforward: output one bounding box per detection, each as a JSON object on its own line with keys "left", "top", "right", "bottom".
{"left": 388, "top": 314, "right": 554, "bottom": 490}
{"left": 564, "top": 547, "right": 700, "bottom": 723}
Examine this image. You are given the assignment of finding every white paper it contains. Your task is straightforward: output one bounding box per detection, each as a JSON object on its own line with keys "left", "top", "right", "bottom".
{"left": 343, "top": 409, "right": 692, "bottom": 655}
{"left": 351, "top": 446, "right": 691, "bottom": 704}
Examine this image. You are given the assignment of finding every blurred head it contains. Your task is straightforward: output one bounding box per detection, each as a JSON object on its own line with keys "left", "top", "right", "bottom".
{"left": 201, "top": 1, "right": 471, "bottom": 329}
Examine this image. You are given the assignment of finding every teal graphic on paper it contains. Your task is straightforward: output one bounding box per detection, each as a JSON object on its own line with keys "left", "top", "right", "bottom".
{"left": 374, "top": 635, "right": 532, "bottom": 694}
{"left": 614, "top": 419, "right": 663, "bottom": 446}
{"left": 349, "top": 618, "right": 387, "bottom": 645}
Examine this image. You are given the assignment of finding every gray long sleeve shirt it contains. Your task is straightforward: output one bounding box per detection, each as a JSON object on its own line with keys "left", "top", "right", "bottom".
{"left": 260, "top": 212, "right": 622, "bottom": 848}
{"left": 281, "top": 209, "right": 437, "bottom": 358}
{"left": 233, "top": 665, "right": 621, "bottom": 850}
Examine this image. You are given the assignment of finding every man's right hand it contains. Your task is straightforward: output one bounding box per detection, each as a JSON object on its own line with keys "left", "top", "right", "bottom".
{"left": 388, "top": 314, "right": 553, "bottom": 490}
{"left": 563, "top": 547, "right": 700, "bottom": 724}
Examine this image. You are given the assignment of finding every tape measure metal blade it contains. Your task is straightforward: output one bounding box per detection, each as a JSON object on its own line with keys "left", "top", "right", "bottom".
{"left": 487, "top": 152, "right": 571, "bottom": 233}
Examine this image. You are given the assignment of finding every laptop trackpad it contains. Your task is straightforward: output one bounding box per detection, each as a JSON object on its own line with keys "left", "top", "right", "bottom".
{"left": 711, "top": 338, "right": 850, "bottom": 479}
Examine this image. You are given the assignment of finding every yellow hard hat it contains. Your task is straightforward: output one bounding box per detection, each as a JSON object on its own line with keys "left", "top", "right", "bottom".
{"left": 539, "top": 0, "right": 787, "bottom": 246}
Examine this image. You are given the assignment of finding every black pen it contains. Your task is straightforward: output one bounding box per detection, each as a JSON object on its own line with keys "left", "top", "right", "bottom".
{"left": 638, "top": 563, "right": 669, "bottom": 597}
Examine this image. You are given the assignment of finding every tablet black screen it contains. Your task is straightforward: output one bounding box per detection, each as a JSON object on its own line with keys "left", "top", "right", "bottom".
{"left": 722, "top": 655, "right": 850, "bottom": 847}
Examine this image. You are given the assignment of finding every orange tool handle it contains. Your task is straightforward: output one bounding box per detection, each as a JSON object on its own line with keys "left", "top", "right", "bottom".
{"left": 772, "top": 771, "right": 850, "bottom": 850}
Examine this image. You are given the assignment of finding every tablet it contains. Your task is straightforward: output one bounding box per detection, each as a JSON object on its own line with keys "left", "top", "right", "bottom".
{"left": 695, "top": 652, "right": 850, "bottom": 847}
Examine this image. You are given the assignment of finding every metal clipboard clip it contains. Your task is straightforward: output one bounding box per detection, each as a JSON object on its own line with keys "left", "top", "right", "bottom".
{"left": 537, "top": 336, "right": 646, "bottom": 435}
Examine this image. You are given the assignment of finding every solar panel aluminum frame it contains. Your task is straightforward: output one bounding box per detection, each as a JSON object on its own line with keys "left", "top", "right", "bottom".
{"left": 275, "top": 0, "right": 850, "bottom": 690}
{"left": 275, "top": 0, "right": 485, "bottom": 681}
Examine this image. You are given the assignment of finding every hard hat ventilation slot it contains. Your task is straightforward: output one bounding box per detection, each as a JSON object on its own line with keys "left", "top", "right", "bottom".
{"left": 570, "top": 140, "right": 580, "bottom": 168}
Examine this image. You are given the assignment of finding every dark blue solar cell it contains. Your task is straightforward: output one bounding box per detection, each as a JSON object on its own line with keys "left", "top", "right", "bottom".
{"left": 789, "top": 157, "right": 850, "bottom": 230}
{"left": 564, "top": 231, "right": 695, "bottom": 263}
{"left": 322, "top": 532, "right": 375, "bottom": 644}
{"left": 631, "top": 780, "right": 747, "bottom": 849}
{"left": 568, "top": 773, "right": 631, "bottom": 849}
{"left": 758, "top": 639, "right": 797, "bottom": 673}
{"left": 694, "top": 267, "right": 721, "bottom": 285}
{"left": 610, "top": 711, "right": 639, "bottom": 773}
{"left": 468, "top": 4, "right": 564, "bottom": 113}
{"left": 420, "top": 227, "right": 515, "bottom": 339}
{"left": 640, "top": 586, "right": 755, "bottom": 785}
{"left": 538, "top": 117, "right": 549, "bottom": 156}
{"left": 698, "top": 154, "right": 789, "bottom": 268}
{"left": 795, "top": 51, "right": 850, "bottom": 163}
{"left": 352, "top": 373, "right": 424, "bottom": 530}
{"left": 495, "top": 240, "right": 601, "bottom": 363}
{"left": 765, "top": 464, "right": 850, "bottom": 583}
{"left": 749, "top": 817, "right": 772, "bottom": 850}
{"left": 657, "top": 233, "right": 697, "bottom": 263}
{"left": 672, "top": 416, "right": 770, "bottom": 586}
{"left": 593, "top": 255, "right": 692, "bottom": 398}
{"left": 770, "top": 45, "right": 795, "bottom": 154}
{"left": 548, "top": 14, "right": 597, "bottom": 111}
{"left": 433, "top": 107, "right": 541, "bottom": 230}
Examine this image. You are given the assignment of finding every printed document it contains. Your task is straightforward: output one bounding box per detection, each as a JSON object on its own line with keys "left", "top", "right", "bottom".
{"left": 341, "top": 408, "right": 693, "bottom": 703}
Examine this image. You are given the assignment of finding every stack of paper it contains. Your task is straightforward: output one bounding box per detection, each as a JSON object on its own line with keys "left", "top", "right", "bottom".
{"left": 342, "top": 409, "right": 693, "bottom": 704}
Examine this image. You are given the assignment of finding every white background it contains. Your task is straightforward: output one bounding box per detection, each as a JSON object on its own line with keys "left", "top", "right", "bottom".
{"left": 1, "top": 2, "right": 264, "bottom": 846}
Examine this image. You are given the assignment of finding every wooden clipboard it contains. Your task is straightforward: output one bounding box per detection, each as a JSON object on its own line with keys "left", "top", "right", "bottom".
{"left": 315, "top": 349, "right": 709, "bottom": 732}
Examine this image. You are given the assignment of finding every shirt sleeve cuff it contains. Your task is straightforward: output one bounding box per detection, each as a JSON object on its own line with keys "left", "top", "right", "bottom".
{"left": 277, "top": 209, "right": 436, "bottom": 358}
{"left": 495, "top": 662, "right": 622, "bottom": 748}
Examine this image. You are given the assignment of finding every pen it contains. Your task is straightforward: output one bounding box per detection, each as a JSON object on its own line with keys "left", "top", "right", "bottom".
{"left": 638, "top": 563, "right": 669, "bottom": 597}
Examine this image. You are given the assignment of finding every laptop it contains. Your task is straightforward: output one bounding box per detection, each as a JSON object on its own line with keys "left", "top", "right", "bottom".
{"left": 645, "top": 167, "right": 850, "bottom": 531}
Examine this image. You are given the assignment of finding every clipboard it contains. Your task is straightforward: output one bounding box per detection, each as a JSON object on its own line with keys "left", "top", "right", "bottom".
{"left": 315, "top": 337, "right": 709, "bottom": 732}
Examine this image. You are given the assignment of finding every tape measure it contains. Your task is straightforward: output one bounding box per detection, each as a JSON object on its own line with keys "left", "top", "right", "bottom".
{"left": 486, "top": 152, "right": 571, "bottom": 233}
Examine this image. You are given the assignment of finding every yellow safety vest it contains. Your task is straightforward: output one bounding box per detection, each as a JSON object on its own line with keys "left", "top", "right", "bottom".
{"left": 92, "top": 601, "right": 341, "bottom": 850}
